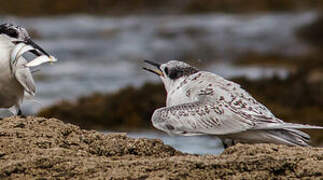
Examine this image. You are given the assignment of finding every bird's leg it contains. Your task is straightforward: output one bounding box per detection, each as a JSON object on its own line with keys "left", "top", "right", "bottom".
{"left": 222, "top": 139, "right": 236, "bottom": 149}
{"left": 0, "top": 105, "right": 19, "bottom": 119}
{"left": 17, "top": 109, "right": 22, "bottom": 116}
{"left": 17, "top": 108, "right": 26, "bottom": 118}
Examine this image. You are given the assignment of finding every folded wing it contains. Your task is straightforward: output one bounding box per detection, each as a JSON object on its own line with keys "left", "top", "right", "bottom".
{"left": 151, "top": 100, "right": 256, "bottom": 136}
{"left": 14, "top": 57, "right": 36, "bottom": 96}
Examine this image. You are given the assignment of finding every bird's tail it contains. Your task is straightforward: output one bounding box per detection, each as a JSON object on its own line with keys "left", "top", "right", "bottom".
{"left": 225, "top": 123, "right": 323, "bottom": 146}
{"left": 257, "top": 122, "right": 323, "bottom": 130}
{"left": 263, "top": 128, "right": 311, "bottom": 146}
{"left": 253, "top": 122, "right": 323, "bottom": 146}
{"left": 227, "top": 128, "right": 312, "bottom": 146}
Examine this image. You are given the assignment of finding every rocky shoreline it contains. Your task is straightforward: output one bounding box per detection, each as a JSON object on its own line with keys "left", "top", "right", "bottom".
{"left": 0, "top": 116, "right": 322, "bottom": 179}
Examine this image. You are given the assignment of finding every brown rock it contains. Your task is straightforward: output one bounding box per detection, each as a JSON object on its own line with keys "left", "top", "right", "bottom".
{"left": 0, "top": 116, "right": 322, "bottom": 179}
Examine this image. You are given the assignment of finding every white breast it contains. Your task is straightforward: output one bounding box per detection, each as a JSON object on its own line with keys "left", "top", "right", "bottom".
{"left": 0, "top": 38, "right": 24, "bottom": 107}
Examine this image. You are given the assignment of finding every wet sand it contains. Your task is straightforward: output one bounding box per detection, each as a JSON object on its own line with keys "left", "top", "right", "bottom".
{"left": 0, "top": 116, "right": 322, "bottom": 179}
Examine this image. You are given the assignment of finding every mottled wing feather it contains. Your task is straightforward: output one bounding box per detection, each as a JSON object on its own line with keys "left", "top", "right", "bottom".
{"left": 151, "top": 100, "right": 255, "bottom": 136}
{"left": 196, "top": 72, "right": 283, "bottom": 125}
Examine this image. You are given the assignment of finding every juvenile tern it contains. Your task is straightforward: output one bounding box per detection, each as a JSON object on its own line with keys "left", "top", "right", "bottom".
{"left": 143, "top": 60, "right": 323, "bottom": 147}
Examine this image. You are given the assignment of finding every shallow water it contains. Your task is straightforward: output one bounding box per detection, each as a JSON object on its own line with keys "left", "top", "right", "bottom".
{"left": 108, "top": 130, "right": 224, "bottom": 155}
{"left": 0, "top": 12, "right": 316, "bottom": 113}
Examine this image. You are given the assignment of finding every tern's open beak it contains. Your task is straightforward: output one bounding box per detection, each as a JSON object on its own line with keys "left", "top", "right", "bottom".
{"left": 143, "top": 60, "right": 163, "bottom": 76}
{"left": 10, "top": 38, "right": 57, "bottom": 69}
{"left": 25, "top": 38, "right": 50, "bottom": 57}
{"left": 13, "top": 38, "right": 50, "bottom": 57}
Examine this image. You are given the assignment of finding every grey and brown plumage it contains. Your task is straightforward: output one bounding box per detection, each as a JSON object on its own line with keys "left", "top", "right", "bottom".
{"left": 143, "top": 60, "right": 323, "bottom": 147}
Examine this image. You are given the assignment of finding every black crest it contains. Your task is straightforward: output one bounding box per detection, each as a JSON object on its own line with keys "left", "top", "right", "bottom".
{"left": 0, "top": 23, "right": 20, "bottom": 38}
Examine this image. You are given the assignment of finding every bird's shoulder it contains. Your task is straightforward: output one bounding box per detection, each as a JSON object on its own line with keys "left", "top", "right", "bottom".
{"left": 167, "top": 71, "right": 242, "bottom": 106}
{"left": 187, "top": 71, "right": 276, "bottom": 121}
{"left": 179, "top": 71, "right": 241, "bottom": 99}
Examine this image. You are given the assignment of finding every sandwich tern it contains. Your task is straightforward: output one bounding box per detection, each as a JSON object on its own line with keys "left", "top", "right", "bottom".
{"left": 0, "top": 23, "right": 57, "bottom": 118}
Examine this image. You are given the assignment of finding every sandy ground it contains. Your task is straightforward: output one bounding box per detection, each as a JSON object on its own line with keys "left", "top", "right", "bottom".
{"left": 0, "top": 116, "right": 322, "bottom": 179}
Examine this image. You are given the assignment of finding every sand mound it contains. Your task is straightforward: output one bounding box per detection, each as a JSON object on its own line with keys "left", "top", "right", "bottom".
{"left": 0, "top": 117, "right": 322, "bottom": 179}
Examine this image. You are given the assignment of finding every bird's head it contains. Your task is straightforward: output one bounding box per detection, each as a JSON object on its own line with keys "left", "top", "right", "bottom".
{"left": 143, "top": 60, "right": 199, "bottom": 92}
{"left": 0, "top": 23, "right": 50, "bottom": 62}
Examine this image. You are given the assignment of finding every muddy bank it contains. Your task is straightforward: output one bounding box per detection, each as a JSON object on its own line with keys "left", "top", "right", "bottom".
{"left": 0, "top": 116, "right": 322, "bottom": 179}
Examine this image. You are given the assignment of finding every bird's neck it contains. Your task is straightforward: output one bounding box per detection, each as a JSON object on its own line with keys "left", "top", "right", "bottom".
{"left": 165, "top": 76, "right": 192, "bottom": 106}
{"left": 163, "top": 77, "right": 186, "bottom": 94}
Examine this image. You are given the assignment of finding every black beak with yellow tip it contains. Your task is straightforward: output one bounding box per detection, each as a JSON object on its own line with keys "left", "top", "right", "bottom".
{"left": 13, "top": 38, "right": 50, "bottom": 57}
{"left": 25, "top": 38, "right": 50, "bottom": 57}
{"left": 143, "top": 60, "right": 164, "bottom": 76}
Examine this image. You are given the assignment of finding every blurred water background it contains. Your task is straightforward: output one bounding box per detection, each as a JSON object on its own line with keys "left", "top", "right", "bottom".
{"left": 1, "top": 2, "right": 322, "bottom": 154}
{"left": 2, "top": 12, "right": 315, "bottom": 113}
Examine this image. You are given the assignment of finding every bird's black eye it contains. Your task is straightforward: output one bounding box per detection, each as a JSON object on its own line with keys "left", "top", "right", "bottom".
{"left": 169, "top": 70, "right": 178, "bottom": 79}
{"left": 164, "top": 67, "right": 169, "bottom": 75}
